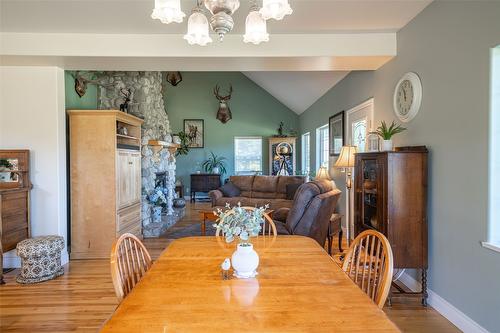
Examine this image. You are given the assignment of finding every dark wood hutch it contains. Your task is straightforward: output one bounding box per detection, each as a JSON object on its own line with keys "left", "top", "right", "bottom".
{"left": 354, "top": 147, "right": 428, "bottom": 305}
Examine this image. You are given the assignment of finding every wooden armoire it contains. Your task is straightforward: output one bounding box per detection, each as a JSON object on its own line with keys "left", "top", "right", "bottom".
{"left": 68, "top": 110, "right": 143, "bottom": 259}
{"left": 354, "top": 148, "right": 428, "bottom": 304}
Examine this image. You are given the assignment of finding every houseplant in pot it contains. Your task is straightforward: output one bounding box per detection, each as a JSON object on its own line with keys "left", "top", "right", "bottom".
{"left": 148, "top": 186, "right": 167, "bottom": 223}
{"left": 376, "top": 121, "right": 406, "bottom": 151}
{"left": 202, "top": 151, "right": 227, "bottom": 175}
{"left": 214, "top": 203, "right": 268, "bottom": 279}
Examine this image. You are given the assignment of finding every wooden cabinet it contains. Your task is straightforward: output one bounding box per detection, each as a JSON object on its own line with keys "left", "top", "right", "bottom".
{"left": 269, "top": 137, "right": 297, "bottom": 176}
{"left": 190, "top": 174, "right": 221, "bottom": 202}
{"left": 0, "top": 149, "right": 32, "bottom": 284}
{"left": 354, "top": 148, "right": 428, "bottom": 304}
{"left": 68, "top": 110, "right": 143, "bottom": 259}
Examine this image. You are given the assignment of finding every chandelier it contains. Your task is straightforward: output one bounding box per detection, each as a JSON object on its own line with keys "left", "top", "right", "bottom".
{"left": 151, "top": 0, "right": 293, "bottom": 46}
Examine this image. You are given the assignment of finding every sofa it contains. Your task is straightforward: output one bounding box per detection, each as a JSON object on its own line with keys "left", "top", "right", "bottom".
{"left": 273, "top": 180, "right": 342, "bottom": 246}
{"left": 208, "top": 175, "right": 306, "bottom": 210}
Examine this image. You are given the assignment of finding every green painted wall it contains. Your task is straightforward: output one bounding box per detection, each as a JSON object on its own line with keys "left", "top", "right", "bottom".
{"left": 299, "top": 2, "right": 500, "bottom": 331}
{"left": 164, "top": 72, "right": 298, "bottom": 195}
{"left": 64, "top": 71, "right": 98, "bottom": 110}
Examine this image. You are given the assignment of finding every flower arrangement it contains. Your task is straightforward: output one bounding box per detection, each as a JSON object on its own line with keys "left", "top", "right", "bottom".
{"left": 214, "top": 203, "right": 268, "bottom": 244}
{"left": 148, "top": 186, "right": 167, "bottom": 207}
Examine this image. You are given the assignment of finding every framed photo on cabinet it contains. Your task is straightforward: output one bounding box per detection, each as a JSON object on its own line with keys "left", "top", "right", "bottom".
{"left": 329, "top": 111, "right": 344, "bottom": 156}
{"left": 184, "top": 119, "right": 204, "bottom": 148}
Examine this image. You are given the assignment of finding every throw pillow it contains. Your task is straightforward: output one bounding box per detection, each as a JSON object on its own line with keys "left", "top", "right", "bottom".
{"left": 286, "top": 183, "right": 302, "bottom": 200}
{"left": 219, "top": 182, "right": 241, "bottom": 197}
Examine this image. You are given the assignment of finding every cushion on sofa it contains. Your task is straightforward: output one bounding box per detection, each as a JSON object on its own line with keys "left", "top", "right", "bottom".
{"left": 251, "top": 176, "right": 278, "bottom": 199}
{"left": 276, "top": 176, "right": 306, "bottom": 199}
{"left": 286, "top": 183, "right": 302, "bottom": 200}
{"left": 219, "top": 182, "right": 241, "bottom": 197}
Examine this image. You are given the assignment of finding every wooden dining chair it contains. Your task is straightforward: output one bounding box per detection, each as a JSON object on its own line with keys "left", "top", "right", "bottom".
{"left": 110, "top": 233, "right": 152, "bottom": 302}
{"left": 341, "top": 230, "right": 394, "bottom": 308}
{"left": 215, "top": 206, "right": 277, "bottom": 237}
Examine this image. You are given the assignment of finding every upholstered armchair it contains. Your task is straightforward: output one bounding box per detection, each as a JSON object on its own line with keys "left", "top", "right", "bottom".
{"left": 273, "top": 180, "right": 341, "bottom": 246}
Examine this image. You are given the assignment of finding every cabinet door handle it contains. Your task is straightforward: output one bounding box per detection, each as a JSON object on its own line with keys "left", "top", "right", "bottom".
{"left": 129, "top": 162, "right": 133, "bottom": 165}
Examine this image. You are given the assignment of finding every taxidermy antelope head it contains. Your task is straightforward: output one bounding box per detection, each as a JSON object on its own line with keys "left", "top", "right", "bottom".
{"left": 214, "top": 84, "right": 233, "bottom": 124}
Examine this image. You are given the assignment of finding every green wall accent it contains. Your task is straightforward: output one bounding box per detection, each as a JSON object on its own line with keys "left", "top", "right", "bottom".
{"left": 164, "top": 72, "right": 298, "bottom": 195}
{"left": 299, "top": 2, "right": 500, "bottom": 331}
{"left": 64, "top": 71, "right": 98, "bottom": 110}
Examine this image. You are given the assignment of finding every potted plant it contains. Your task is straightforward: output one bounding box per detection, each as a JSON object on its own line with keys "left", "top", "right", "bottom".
{"left": 174, "top": 131, "right": 191, "bottom": 157}
{"left": 148, "top": 187, "right": 167, "bottom": 223}
{"left": 214, "top": 203, "right": 268, "bottom": 279}
{"left": 376, "top": 121, "right": 407, "bottom": 151}
{"left": 202, "top": 151, "right": 227, "bottom": 175}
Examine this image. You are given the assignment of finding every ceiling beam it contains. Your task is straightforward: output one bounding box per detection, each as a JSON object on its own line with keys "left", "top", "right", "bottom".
{"left": 0, "top": 32, "right": 396, "bottom": 71}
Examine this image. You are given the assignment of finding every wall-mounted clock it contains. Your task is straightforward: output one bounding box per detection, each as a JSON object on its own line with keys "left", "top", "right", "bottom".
{"left": 393, "top": 72, "right": 422, "bottom": 123}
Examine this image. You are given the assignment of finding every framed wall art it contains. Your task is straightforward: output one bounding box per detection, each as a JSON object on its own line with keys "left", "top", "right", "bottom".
{"left": 184, "top": 119, "right": 204, "bottom": 148}
{"left": 329, "top": 111, "right": 345, "bottom": 156}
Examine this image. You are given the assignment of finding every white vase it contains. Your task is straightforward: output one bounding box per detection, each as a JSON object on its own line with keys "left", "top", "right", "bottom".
{"left": 381, "top": 140, "right": 393, "bottom": 151}
{"left": 212, "top": 166, "right": 220, "bottom": 174}
{"left": 231, "top": 243, "right": 259, "bottom": 279}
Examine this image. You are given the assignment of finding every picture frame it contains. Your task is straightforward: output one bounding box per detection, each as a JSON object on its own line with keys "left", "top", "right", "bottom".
{"left": 329, "top": 111, "right": 345, "bottom": 156}
{"left": 184, "top": 119, "right": 204, "bottom": 148}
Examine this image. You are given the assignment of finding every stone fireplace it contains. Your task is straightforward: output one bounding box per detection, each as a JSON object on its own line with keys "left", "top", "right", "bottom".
{"left": 96, "top": 71, "right": 184, "bottom": 237}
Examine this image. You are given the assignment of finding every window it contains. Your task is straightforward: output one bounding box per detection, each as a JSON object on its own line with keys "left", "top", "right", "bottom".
{"left": 316, "top": 124, "right": 329, "bottom": 170}
{"left": 485, "top": 46, "right": 500, "bottom": 252}
{"left": 301, "top": 132, "right": 310, "bottom": 175}
{"left": 234, "top": 137, "right": 263, "bottom": 175}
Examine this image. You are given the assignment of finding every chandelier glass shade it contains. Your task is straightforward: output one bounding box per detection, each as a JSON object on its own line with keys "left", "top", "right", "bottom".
{"left": 260, "top": 0, "right": 293, "bottom": 21}
{"left": 243, "top": 9, "right": 269, "bottom": 45}
{"left": 184, "top": 8, "right": 213, "bottom": 46}
{"left": 151, "top": 0, "right": 186, "bottom": 24}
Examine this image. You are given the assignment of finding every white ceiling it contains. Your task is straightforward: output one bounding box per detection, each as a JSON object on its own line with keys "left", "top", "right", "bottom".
{"left": 243, "top": 71, "right": 349, "bottom": 114}
{"left": 0, "top": 0, "right": 432, "bottom": 34}
{"left": 0, "top": 0, "right": 432, "bottom": 115}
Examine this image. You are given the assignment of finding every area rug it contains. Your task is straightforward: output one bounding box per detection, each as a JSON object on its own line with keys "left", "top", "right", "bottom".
{"left": 163, "top": 223, "right": 218, "bottom": 239}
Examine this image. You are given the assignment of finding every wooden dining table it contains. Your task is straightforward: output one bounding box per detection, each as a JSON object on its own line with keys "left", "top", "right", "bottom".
{"left": 100, "top": 236, "right": 400, "bottom": 332}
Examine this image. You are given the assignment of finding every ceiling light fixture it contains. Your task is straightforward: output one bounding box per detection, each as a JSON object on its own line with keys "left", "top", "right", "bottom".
{"left": 151, "top": 0, "right": 292, "bottom": 46}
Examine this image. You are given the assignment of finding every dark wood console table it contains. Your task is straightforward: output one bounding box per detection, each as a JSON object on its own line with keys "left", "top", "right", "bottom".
{"left": 190, "top": 174, "right": 221, "bottom": 203}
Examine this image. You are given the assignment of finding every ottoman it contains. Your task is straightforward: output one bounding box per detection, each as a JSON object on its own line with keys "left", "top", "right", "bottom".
{"left": 16, "top": 235, "right": 65, "bottom": 284}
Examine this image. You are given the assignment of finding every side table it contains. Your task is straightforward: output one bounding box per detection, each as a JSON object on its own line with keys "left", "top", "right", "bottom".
{"left": 327, "top": 213, "right": 343, "bottom": 255}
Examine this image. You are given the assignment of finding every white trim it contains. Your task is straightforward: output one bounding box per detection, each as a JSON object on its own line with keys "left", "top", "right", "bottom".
{"left": 2, "top": 248, "right": 69, "bottom": 268}
{"left": 481, "top": 241, "right": 500, "bottom": 253}
{"left": 398, "top": 273, "right": 490, "bottom": 333}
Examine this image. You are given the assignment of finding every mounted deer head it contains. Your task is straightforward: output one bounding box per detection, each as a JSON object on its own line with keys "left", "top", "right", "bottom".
{"left": 214, "top": 84, "right": 233, "bottom": 124}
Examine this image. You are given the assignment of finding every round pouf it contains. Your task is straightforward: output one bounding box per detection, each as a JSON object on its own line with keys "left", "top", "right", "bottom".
{"left": 16, "top": 235, "right": 65, "bottom": 284}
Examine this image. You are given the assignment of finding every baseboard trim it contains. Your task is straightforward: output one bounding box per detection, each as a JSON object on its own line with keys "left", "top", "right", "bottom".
{"left": 399, "top": 272, "right": 489, "bottom": 333}
{"left": 3, "top": 248, "right": 70, "bottom": 268}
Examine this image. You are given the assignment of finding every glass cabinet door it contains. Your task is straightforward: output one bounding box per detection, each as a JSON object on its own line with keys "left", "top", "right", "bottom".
{"left": 361, "top": 159, "right": 380, "bottom": 231}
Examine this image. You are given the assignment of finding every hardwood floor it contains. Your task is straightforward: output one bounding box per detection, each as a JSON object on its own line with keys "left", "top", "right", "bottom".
{"left": 0, "top": 202, "right": 459, "bottom": 333}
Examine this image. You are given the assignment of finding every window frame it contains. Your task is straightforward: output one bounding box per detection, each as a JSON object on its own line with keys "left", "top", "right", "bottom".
{"left": 484, "top": 46, "right": 500, "bottom": 253}
{"left": 234, "top": 136, "right": 263, "bottom": 175}
{"left": 315, "top": 124, "right": 329, "bottom": 171}
{"left": 301, "top": 132, "right": 311, "bottom": 175}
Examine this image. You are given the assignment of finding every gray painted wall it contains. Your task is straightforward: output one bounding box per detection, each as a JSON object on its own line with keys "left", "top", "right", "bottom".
{"left": 299, "top": 1, "right": 500, "bottom": 331}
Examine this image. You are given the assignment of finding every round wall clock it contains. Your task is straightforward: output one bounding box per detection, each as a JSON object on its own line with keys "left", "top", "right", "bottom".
{"left": 393, "top": 72, "right": 422, "bottom": 123}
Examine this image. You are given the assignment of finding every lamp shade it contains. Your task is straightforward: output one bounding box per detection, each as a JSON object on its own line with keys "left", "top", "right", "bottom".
{"left": 334, "top": 145, "right": 358, "bottom": 168}
{"left": 315, "top": 166, "right": 331, "bottom": 181}
{"left": 243, "top": 8, "right": 269, "bottom": 45}
{"left": 260, "top": 0, "right": 293, "bottom": 21}
{"left": 151, "top": 0, "right": 185, "bottom": 24}
{"left": 183, "top": 9, "right": 212, "bottom": 46}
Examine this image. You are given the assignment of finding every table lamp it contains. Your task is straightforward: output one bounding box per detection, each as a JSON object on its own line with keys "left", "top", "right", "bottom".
{"left": 334, "top": 145, "right": 358, "bottom": 247}
{"left": 315, "top": 165, "right": 331, "bottom": 181}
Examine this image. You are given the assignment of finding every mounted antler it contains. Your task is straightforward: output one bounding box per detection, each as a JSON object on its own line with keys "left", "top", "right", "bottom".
{"left": 214, "top": 84, "right": 233, "bottom": 124}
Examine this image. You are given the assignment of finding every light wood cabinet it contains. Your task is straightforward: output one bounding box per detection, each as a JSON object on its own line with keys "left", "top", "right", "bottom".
{"left": 68, "top": 110, "right": 143, "bottom": 259}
